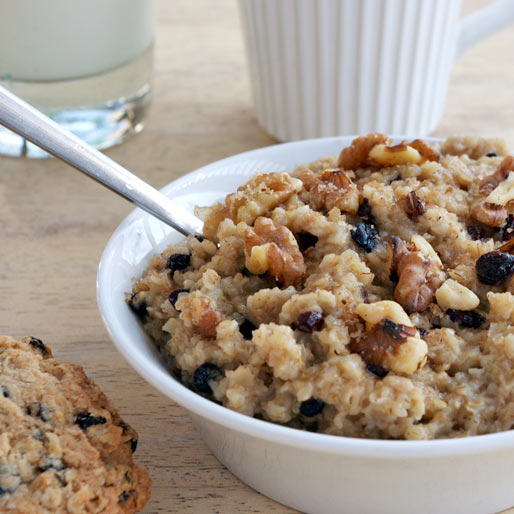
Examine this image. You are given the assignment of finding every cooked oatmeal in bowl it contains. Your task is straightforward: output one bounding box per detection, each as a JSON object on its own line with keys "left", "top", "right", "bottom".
{"left": 128, "top": 134, "right": 514, "bottom": 441}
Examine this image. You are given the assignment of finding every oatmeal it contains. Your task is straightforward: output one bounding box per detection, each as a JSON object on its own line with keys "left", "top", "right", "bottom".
{"left": 129, "top": 134, "right": 514, "bottom": 440}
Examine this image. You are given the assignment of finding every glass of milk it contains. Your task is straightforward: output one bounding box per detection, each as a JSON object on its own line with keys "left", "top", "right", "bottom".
{"left": 0, "top": 0, "right": 157, "bottom": 157}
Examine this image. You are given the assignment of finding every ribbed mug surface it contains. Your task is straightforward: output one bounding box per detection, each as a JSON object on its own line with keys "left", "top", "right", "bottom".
{"left": 238, "top": 0, "right": 462, "bottom": 141}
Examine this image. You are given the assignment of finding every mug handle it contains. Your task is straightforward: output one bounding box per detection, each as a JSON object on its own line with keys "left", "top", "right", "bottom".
{"left": 457, "top": 0, "right": 514, "bottom": 59}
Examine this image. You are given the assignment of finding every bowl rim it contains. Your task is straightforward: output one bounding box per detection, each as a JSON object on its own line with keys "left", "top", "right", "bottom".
{"left": 97, "top": 135, "right": 514, "bottom": 459}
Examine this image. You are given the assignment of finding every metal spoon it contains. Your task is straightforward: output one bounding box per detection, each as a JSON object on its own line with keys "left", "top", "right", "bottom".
{"left": 0, "top": 85, "right": 203, "bottom": 237}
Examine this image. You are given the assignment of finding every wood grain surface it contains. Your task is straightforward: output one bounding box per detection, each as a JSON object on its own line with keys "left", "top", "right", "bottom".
{"left": 1, "top": 1, "right": 514, "bottom": 512}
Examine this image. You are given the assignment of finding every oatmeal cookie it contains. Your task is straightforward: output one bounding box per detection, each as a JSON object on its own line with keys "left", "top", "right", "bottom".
{"left": 0, "top": 336, "right": 150, "bottom": 513}
{"left": 131, "top": 135, "right": 514, "bottom": 441}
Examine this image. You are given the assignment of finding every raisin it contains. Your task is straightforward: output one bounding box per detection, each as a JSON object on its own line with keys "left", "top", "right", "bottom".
{"left": 239, "top": 319, "right": 256, "bottom": 340}
{"left": 447, "top": 309, "right": 486, "bottom": 329}
{"left": 1, "top": 385, "right": 8, "bottom": 398}
{"left": 165, "top": 253, "right": 191, "bottom": 273}
{"left": 403, "top": 191, "right": 426, "bottom": 218}
{"left": 130, "top": 438, "right": 138, "bottom": 453}
{"left": 299, "top": 398, "right": 325, "bottom": 417}
{"left": 351, "top": 223, "right": 379, "bottom": 252}
{"left": 297, "top": 232, "right": 319, "bottom": 252}
{"left": 128, "top": 292, "right": 149, "bottom": 322}
{"left": 476, "top": 251, "right": 514, "bottom": 285}
{"left": 486, "top": 152, "right": 499, "bottom": 157}
{"left": 195, "top": 235, "right": 205, "bottom": 242}
{"left": 119, "top": 490, "right": 133, "bottom": 503}
{"left": 501, "top": 215, "right": 514, "bottom": 242}
{"left": 358, "top": 198, "right": 376, "bottom": 226}
{"left": 28, "top": 337, "right": 50, "bottom": 357}
{"left": 75, "top": 412, "right": 107, "bottom": 430}
{"left": 467, "top": 225, "right": 487, "bottom": 241}
{"left": 27, "top": 402, "right": 50, "bottom": 423}
{"left": 295, "top": 311, "right": 324, "bottom": 333}
{"left": 193, "top": 363, "right": 223, "bottom": 394}
{"left": 168, "top": 288, "right": 189, "bottom": 310}
{"left": 366, "top": 362, "right": 388, "bottom": 378}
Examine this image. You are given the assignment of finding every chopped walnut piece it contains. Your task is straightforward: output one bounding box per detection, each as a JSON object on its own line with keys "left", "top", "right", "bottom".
{"left": 470, "top": 202, "right": 507, "bottom": 228}
{"left": 408, "top": 139, "right": 440, "bottom": 162}
{"left": 222, "top": 172, "right": 303, "bottom": 226}
{"left": 190, "top": 296, "right": 224, "bottom": 339}
{"left": 369, "top": 142, "right": 423, "bottom": 167}
{"left": 399, "top": 191, "right": 426, "bottom": 218}
{"left": 244, "top": 217, "right": 306, "bottom": 286}
{"left": 350, "top": 319, "right": 417, "bottom": 365}
{"left": 471, "top": 156, "right": 514, "bottom": 227}
{"left": 337, "top": 133, "right": 388, "bottom": 170}
{"left": 388, "top": 237, "right": 445, "bottom": 313}
{"left": 480, "top": 155, "right": 514, "bottom": 196}
{"left": 351, "top": 303, "right": 427, "bottom": 375}
{"left": 300, "top": 168, "right": 359, "bottom": 214}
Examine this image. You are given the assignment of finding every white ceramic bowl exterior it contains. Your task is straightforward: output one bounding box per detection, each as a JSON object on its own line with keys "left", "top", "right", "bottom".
{"left": 98, "top": 136, "right": 514, "bottom": 514}
{"left": 238, "top": 0, "right": 514, "bottom": 141}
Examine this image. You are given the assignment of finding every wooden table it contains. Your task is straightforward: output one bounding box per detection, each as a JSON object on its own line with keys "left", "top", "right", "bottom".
{"left": 1, "top": 1, "right": 513, "bottom": 512}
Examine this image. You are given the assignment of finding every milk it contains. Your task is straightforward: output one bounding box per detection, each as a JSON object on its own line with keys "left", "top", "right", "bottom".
{"left": 0, "top": 0, "right": 156, "bottom": 81}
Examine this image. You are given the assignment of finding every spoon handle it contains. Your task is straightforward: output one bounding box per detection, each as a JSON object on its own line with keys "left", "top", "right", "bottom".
{"left": 0, "top": 86, "right": 203, "bottom": 237}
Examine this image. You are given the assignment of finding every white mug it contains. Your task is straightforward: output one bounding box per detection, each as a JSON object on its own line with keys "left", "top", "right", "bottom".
{"left": 238, "top": 0, "right": 514, "bottom": 141}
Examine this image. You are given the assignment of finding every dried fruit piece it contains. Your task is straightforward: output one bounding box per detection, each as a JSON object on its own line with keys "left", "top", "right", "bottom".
{"left": 1, "top": 385, "right": 8, "bottom": 398}
{"left": 299, "top": 398, "right": 325, "bottom": 417}
{"left": 300, "top": 168, "right": 359, "bottom": 214}
{"left": 168, "top": 288, "right": 189, "bottom": 310}
{"left": 357, "top": 198, "right": 376, "bottom": 225}
{"left": 400, "top": 191, "right": 426, "bottom": 218}
{"left": 447, "top": 309, "right": 486, "bottom": 329}
{"left": 128, "top": 292, "right": 149, "bottom": 322}
{"left": 501, "top": 215, "right": 514, "bottom": 242}
{"left": 366, "top": 362, "right": 388, "bottom": 378}
{"left": 337, "top": 133, "right": 388, "bottom": 170}
{"left": 295, "top": 311, "right": 325, "bottom": 333}
{"left": 351, "top": 223, "right": 379, "bottom": 252}
{"left": 166, "top": 253, "right": 191, "bottom": 273}
{"left": 476, "top": 251, "right": 514, "bottom": 285}
{"left": 244, "top": 217, "right": 306, "bottom": 286}
{"left": 467, "top": 225, "right": 489, "bottom": 241}
{"left": 296, "top": 232, "right": 318, "bottom": 251}
{"left": 27, "top": 336, "right": 51, "bottom": 357}
{"left": 239, "top": 319, "right": 256, "bottom": 340}
{"left": 75, "top": 412, "right": 106, "bottom": 430}
{"left": 193, "top": 363, "right": 223, "bottom": 394}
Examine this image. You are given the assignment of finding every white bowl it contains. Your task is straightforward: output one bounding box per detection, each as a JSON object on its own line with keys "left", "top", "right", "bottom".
{"left": 97, "top": 136, "right": 514, "bottom": 514}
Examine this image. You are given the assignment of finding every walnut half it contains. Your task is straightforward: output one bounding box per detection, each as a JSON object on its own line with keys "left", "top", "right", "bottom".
{"left": 388, "top": 236, "right": 445, "bottom": 313}
{"left": 244, "top": 217, "right": 306, "bottom": 286}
